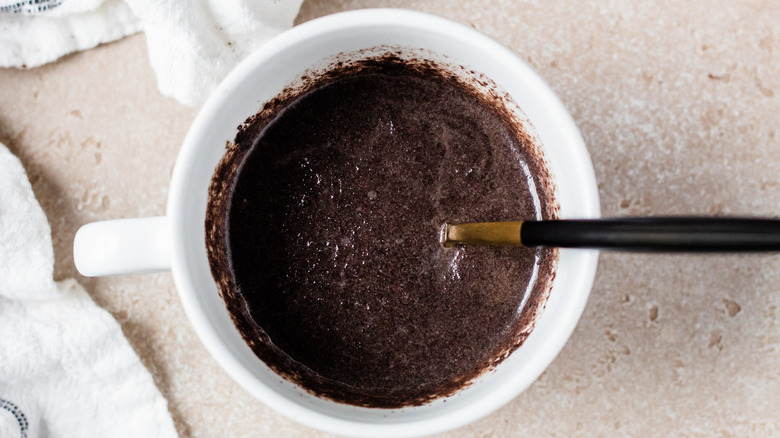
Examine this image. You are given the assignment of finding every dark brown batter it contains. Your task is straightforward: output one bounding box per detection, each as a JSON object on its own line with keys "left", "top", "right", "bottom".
{"left": 206, "top": 55, "right": 559, "bottom": 408}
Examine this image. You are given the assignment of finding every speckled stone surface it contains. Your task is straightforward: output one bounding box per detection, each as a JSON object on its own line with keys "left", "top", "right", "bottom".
{"left": 1, "top": 1, "right": 779, "bottom": 436}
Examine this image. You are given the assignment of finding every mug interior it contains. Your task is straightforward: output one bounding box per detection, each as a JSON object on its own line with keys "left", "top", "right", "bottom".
{"left": 168, "top": 9, "right": 600, "bottom": 438}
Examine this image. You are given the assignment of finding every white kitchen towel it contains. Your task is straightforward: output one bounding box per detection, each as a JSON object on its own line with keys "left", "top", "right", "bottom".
{"left": 0, "top": 143, "right": 178, "bottom": 438}
{"left": 0, "top": 0, "right": 143, "bottom": 68}
{"left": 0, "top": 0, "right": 304, "bottom": 106}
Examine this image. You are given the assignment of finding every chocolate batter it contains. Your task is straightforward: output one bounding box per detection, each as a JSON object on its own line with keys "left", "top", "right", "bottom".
{"left": 206, "top": 55, "right": 559, "bottom": 408}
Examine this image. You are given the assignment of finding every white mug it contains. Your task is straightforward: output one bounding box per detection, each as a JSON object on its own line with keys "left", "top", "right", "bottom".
{"left": 74, "top": 9, "right": 600, "bottom": 437}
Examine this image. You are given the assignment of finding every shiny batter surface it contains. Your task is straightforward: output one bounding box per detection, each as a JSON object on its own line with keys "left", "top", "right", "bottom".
{"left": 206, "top": 57, "right": 558, "bottom": 407}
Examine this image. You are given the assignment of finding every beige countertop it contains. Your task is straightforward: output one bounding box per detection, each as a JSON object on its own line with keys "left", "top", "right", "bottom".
{"left": 2, "top": 0, "right": 780, "bottom": 436}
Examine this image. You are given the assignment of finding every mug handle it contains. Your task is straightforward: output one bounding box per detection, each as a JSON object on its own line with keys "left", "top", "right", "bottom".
{"left": 73, "top": 217, "right": 171, "bottom": 276}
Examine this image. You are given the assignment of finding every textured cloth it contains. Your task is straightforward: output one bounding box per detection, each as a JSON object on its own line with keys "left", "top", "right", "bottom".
{"left": 0, "top": 0, "right": 303, "bottom": 106}
{"left": 0, "top": 0, "right": 142, "bottom": 67}
{"left": 0, "top": 143, "right": 178, "bottom": 438}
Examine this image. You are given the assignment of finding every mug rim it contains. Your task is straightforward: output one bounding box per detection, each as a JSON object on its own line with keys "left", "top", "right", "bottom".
{"left": 168, "top": 8, "right": 600, "bottom": 437}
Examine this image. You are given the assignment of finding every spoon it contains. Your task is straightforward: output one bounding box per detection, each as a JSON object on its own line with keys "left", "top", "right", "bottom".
{"left": 441, "top": 217, "right": 780, "bottom": 251}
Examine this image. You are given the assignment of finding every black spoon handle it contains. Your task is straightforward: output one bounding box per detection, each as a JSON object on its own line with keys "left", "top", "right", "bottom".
{"left": 521, "top": 217, "right": 780, "bottom": 252}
